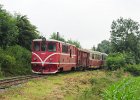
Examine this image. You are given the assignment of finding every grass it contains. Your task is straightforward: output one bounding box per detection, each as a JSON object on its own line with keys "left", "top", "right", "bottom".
{"left": 102, "top": 77, "right": 140, "bottom": 100}
{"left": 0, "top": 70, "right": 132, "bottom": 100}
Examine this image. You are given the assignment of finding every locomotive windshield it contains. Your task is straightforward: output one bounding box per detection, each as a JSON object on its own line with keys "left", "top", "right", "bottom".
{"left": 48, "top": 42, "right": 56, "bottom": 52}
{"left": 33, "top": 41, "right": 56, "bottom": 52}
{"left": 34, "top": 41, "right": 40, "bottom": 51}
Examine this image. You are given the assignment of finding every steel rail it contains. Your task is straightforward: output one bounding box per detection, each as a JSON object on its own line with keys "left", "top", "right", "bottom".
{"left": 0, "top": 75, "right": 45, "bottom": 89}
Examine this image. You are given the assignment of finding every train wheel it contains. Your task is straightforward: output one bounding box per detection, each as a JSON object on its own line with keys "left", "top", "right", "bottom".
{"left": 82, "top": 67, "right": 86, "bottom": 71}
{"left": 71, "top": 67, "right": 75, "bottom": 71}
{"left": 59, "top": 68, "right": 63, "bottom": 72}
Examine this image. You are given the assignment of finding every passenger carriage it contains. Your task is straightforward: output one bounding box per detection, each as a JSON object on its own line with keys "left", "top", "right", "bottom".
{"left": 77, "top": 49, "right": 90, "bottom": 70}
{"left": 89, "top": 51, "right": 107, "bottom": 68}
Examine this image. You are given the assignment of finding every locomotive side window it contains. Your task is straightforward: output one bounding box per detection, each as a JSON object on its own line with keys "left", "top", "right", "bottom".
{"left": 34, "top": 42, "right": 40, "bottom": 51}
{"left": 48, "top": 42, "right": 56, "bottom": 52}
{"left": 41, "top": 41, "right": 47, "bottom": 51}
{"left": 62, "top": 44, "right": 68, "bottom": 53}
{"left": 70, "top": 49, "right": 72, "bottom": 57}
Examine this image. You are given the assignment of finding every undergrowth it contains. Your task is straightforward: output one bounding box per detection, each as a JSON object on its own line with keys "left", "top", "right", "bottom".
{"left": 102, "top": 77, "right": 140, "bottom": 100}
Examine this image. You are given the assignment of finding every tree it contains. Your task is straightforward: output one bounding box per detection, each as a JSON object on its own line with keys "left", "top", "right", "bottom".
{"left": 50, "top": 32, "right": 65, "bottom": 42}
{"left": 110, "top": 17, "right": 140, "bottom": 63}
{"left": 0, "top": 5, "right": 18, "bottom": 48}
{"left": 96, "top": 40, "right": 111, "bottom": 54}
{"left": 67, "top": 39, "right": 81, "bottom": 48}
{"left": 50, "top": 32, "right": 81, "bottom": 48}
{"left": 91, "top": 45, "right": 96, "bottom": 51}
{"left": 15, "top": 14, "right": 40, "bottom": 50}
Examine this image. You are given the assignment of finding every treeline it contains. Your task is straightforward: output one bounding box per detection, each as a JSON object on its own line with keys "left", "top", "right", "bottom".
{"left": 96, "top": 17, "right": 140, "bottom": 75}
{"left": 0, "top": 5, "right": 40, "bottom": 76}
{"left": 0, "top": 5, "right": 40, "bottom": 50}
{"left": 50, "top": 32, "right": 81, "bottom": 48}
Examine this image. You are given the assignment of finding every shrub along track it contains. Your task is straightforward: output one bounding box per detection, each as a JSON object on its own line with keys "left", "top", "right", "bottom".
{"left": 0, "top": 75, "right": 45, "bottom": 89}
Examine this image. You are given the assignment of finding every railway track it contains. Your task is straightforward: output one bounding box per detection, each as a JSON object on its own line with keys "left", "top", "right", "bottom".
{"left": 0, "top": 75, "right": 45, "bottom": 89}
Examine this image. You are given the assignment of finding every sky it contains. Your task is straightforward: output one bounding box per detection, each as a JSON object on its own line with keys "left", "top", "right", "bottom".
{"left": 1, "top": 0, "right": 140, "bottom": 49}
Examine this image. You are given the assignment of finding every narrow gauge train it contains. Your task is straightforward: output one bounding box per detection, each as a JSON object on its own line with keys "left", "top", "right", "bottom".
{"left": 31, "top": 38, "right": 107, "bottom": 74}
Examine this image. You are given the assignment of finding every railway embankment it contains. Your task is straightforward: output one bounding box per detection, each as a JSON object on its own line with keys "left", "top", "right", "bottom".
{"left": 0, "top": 69, "right": 137, "bottom": 100}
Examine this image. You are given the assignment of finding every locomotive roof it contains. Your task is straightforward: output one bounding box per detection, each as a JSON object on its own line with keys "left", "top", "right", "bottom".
{"left": 33, "top": 39, "right": 76, "bottom": 47}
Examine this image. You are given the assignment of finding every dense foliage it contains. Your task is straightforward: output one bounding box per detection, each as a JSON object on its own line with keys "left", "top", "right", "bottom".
{"left": 0, "top": 5, "right": 39, "bottom": 50}
{"left": 0, "top": 5, "right": 39, "bottom": 77}
{"left": 110, "top": 17, "right": 140, "bottom": 63}
{"left": 67, "top": 39, "right": 81, "bottom": 48}
{"left": 15, "top": 14, "right": 40, "bottom": 50}
{"left": 105, "top": 52, "right": 136, "bottom": 70}
{"left": 0, "top": 5, "right": 18, "bottom": 48}
{"left": 50, "top": 32, "right": 65, "bottom": 42}
{"left": 124, "top": 64, "right": 140, "bottom": 76}
{"left": 99, "top": 17, "right": 140, "bottom": 76}
{"left": 0, "top": 45, "right": 31, "bottom": 76}
{"left": 105, "top": 53, "right": 126, "bottom": 70}
{"left": 103, "top": 77, "right": 140, "bottom": 100}
{"left": 96, "top": 40, "right": 111, "bottom": 54}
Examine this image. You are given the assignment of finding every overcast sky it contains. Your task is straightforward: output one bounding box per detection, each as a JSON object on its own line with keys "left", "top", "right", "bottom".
{"left": 1, "top": 0, "right": 140, "bottom": 49}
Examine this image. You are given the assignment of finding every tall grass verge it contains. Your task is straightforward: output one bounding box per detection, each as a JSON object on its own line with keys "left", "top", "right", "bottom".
{"left": 102, "top": 77, "right": 140, "bottom": 100}
{"left": 78, "top": 77, "right": 113, "bottom": 100}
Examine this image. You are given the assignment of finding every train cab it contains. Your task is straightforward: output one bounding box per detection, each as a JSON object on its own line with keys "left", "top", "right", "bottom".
{"left": 31, "top": 39, "right": 61, "bottom": 74}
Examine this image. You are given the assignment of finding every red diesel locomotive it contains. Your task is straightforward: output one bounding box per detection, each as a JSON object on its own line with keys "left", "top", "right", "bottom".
{"left": 31, "top": 38, "right": 107, "bottom": 74}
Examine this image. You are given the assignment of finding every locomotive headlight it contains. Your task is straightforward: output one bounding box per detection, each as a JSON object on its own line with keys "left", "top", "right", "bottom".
{"left": 33, "top": 58, "right": 37, "bottom": 61}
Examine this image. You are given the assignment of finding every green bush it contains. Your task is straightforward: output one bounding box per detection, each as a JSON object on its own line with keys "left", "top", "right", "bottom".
{"left": 1, "top": 55, "right": 16, "bottom": 76}
{"left": 102, "top": 77, "right": 140, "bottom": 100}
{"left": 0, "top": 49, "right": 15, "bottom": 76}
{"left": 6, "top": 45, "right": 31, "bottom": 63}
{"left": 105, "top": 53, "right": 126, "bottom": 70}
{"left": 5, "top": 45, "right": 32, "bottom": 75}
{"left": 0, "top": 48, "right": 5, "bottom": 77}
{"left": 105, "top": 52, "right": 136, "bottom": 70}
{"left": 124, "top": 64, "right": 140, "bottom": 76}
{"left": 0, "top": 45, "right": 31, "bottom": 76}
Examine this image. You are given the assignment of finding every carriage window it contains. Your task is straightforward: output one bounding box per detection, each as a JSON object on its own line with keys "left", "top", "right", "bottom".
{"left": 48, "top": 42, "right": 56, "bottom": 52}
{"left": 92, "top": 54, "right": 94, "bottom": 59}
{"left": 34, "top": 42, "right": 40, "bottom": 51}
{"left": 95, "top": 54, "right": 97, "bottom": 59}
{"left": 41, "top": 41, "right": 47, "bottom": 51}
{"left": 102, "top": 55, "right": 106, "bottom": 60}
{"left": 102, "top": 55, "right": 104, "bottom": 60}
